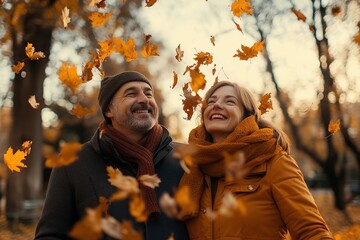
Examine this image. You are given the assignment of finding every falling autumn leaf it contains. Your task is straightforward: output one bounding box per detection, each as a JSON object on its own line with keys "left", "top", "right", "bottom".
{"left": 258, "top": 92, "right": 273, "bottom": 115}
{"left": 107, "top": 166, "right": 139, "bottom": 201}
{"left": 291, "top": 8, "right": 306, "bottom": 22}
{"left": 25, "top": 42, "right": 45, "bottom": 60}
{"left": 328, "top": 119, "right": 340, "bottom": 134}
{"left": 233, "top": 40, "right": 265, "bottom": 61}
{"left": 231, "top": 0, "right": 254, "bottom": 18}
{"left": 138, "top": 174, "right": 161, "bottom": 188}
{"left": 28, "top": 95, "right": 40, "bottom": 109}
{"left": 45, "top": 142, "right": 82, "bottom": 168}
{"left": 61, "top": 6, "right": 71, "bottom": 28}
{"left": 140, "top": 42, "right": 159, "bottom": 57}
{"left": 129, "top": 194, "right": 148, "bottom": 222}
{"left": 11, "top": 61, "right": 24, "bottom": 74}
{"left": 88, "top": 12, "right": 111, "bottom": 28}
{"left": 210, "top": 35, "right": 215, "bottom": 46}
{"left": 4, "top": 147, "right": 27, "bottom": 172}
{"left": 69, "top": 208, "right": 103, "bottom": 240}
{"left": 88, "top": 0, "right": 103, "bottom": 7}
{"left": 174, "top": 186, "right": 195, "bottom": 216}
{"left": 145, "top": 0, "right": 157, "bottom": 7}
{"left": 182, "top": 83, "right": 202, "bottom": 120}
{"left": 70, "top": 102, "right": 93, "bottom": 118}
{"left": 58, "top": 62, "right": 83, "bottom": 93}
{"left": 194, "top": 51, "right": 213, "bottom": 66}
{"left": 172, "top": 71, "right": 178, "bottom": 89}
{"left": 232, "top": 18, "right": 243, "bottom": 33}
{"left": 121, "top": 221, "right": 142, "bottom": 240}
{"left": 100, "top": 216, "right": 122, "bottom": 240}
{"left": 21, "top": 140, "right": 32, "bottom": 156}
{"left": 175, "top": 44, "right": 184, "bottom": 62}
{"left": 159, "top": 192, "right": 179, "bottom": 218}
{"left": 121, "top": 38, "right": 138, "bottom": 62}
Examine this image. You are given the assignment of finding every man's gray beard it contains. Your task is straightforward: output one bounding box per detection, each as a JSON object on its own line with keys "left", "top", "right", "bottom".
{"left": 125, "top": 115, "right": 156, "bottom": 132}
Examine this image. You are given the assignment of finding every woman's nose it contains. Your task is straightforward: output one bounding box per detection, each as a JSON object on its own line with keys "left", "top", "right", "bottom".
{"left": 213, "top": 101, "right": 223, "bottom": 109}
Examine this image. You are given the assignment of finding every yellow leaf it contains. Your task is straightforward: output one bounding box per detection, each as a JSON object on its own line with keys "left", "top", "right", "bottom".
{"left": 231, "top": 0, "right": 254, "bottom": 18}
{"left": 25, "top": 42, "right": 45, "bottom": 60}
{"left": 328, "top": 119, "right": 340, "bottom": 134}
{"left": 11, "top": 61, "right": 24, "bottom": 74}
{"left": 258, "top": 92, "right": 273, "bottom": 115}
{"left": 21, "top": 140, "right": 32, "bottom": 156}
{"left": 88, "top": 12, "right": 111, "bottom": 27}
{"left": 61, "top": 6, "right": 71, "bottom": 28}
{"left": 69, "top": 208, "right": 103, "bottom": 240}
{"left": 28, "top": 95, "right": 40, "bottom": 109}
{"left": 140, "top": 42, "right": 159, "bottom": 58}
{"left": 70, "top": 102, "right": 93, "bottom": 118}
{"left": 58, "top": 62, "right": 83, "bottom": 93}
{"left": 291, "top": 8, "right": 306, "bottom": 22}
{"left": 4, "top": 147, "right": 27, "bottom": 172}
{"left": 129, "top": 194, "right": 148, "bottom": 222}
{"left": 122, "top": 38, "right": 138, "bottom": 62}
{"left": 189, "top": 68, "right": 206, "bottom": 93}
{"left": 138, "top": 174, "right": 161, "bottom": 189}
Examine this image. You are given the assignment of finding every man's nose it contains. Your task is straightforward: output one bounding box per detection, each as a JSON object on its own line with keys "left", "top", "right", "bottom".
{"left": 137, "top": 92, "right": 150, "bottom": 103}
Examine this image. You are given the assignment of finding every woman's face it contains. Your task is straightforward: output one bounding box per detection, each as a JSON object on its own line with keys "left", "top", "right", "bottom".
{"left": 203, "top": 85, "right": 244, "bottom": 142}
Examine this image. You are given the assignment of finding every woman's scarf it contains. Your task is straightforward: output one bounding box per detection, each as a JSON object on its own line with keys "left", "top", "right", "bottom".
{"left": 99, "top": 121, "right": 163, "bottom": 219}
{"left": 179, "top": 115, "right": 282, "bottom": 219}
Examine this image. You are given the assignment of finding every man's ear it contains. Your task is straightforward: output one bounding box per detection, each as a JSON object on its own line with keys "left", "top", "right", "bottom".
{"left": 105, "top": 106, "right": 112, "bottom": 117}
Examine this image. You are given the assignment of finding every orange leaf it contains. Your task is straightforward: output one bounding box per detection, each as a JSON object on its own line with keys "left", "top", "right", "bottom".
{"left": 258, "top": 92, "right": 273, "bottom": 115}
{"left": 122, "top": 38, "right": 138, "bottom": 62}
{"left": 88, "top": 12, "right": 111, "bottom": 27}
{"left": 88, "top": 0, "right": 103, "bottom": 7}
{"left": 58, "top": 62, "right": 83, "bottom": 93}
{"left": 70, "top": 102, "right": 93, "bottom": 118}
{"left": 233, "top": 40, "right": 265, "bottom": 61}
{"left": 121, "top": 221, "right": 142, "bottom": 240}
{"left": 172, "top": 71, "right": 178, "bottom": 89}
{"left": 232, "top": 18, "right": 243, "bottom": 33}
{"left": 45, "top": 142, "right": 82, "bottom": 168}
{"left": 21, "top": 140, "right": 32, "bottom": 156}
{"left": 231, "top": 0, "right": 254, "bottom": 18}
{"left": 328, "top": 119, "right": 340, "bottom": 134}
{"left": 174, "top": 186, "right": 195, "bottom": 216}
{"left": 145, "top": 0, "right": 157, "bottom": 7}
{"left": 69, "top": 207, "right": 103, "bottom": 240}
{"left": 25, "top": 42, "right": 45, "bottom": 60}
{"left": 4, "top": 147, "right": 27, "bottom": 172}
{"left": 175, "top": 44, "right": 184, "bottom": 62}
{"left": 189, "top": 68, "right": 206, "bottom": 93}
{"left": 61, "top": 6, "right": 71, "bottom": 28}
{"left": 107, "top": 166, "right": 139, "bottom": 201}
{"left": 291, "top": 8, "right": 306, "bottom": 22}
{"left": 129, "top": 194, "right": 148, "bottom": 222}
{"left": 194, "top": 51, "right": 213, "bottom": 66}
{"left": 159, "top": 192, "right": 178, "bottom": 218}
{"left": 11, "top": 61, "right": 24, "bottom": 74}
{"left": 28, "top": 95, "right": 40, "bottom": 109}
{"left": 140, "top": 42, "right": 159, "bottom": 57}
{"left": 98, "top": 39, "right": 115, "bottom": 61}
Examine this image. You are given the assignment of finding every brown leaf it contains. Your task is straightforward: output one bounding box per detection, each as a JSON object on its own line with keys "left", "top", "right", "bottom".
{"left": 11, "top": 61, "right": 24, "bottom": 74}
{"left": 291, "top": 8, "right": 306, "bottom": 22}
{"left": 258, "top": 92, "right": 273, "bottom": 115}
{"left": 172, "top": 71, "right": 178, "bottom": 89}
{"left": 70, "top": 102, "right": 93, "bottom": 119}
{"left": 175, "top": 44, "right": 184, "bottom": 62}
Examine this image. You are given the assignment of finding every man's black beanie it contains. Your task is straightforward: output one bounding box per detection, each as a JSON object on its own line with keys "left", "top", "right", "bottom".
{"left": 98, "top": 71, "right": 152, "bottom": 122}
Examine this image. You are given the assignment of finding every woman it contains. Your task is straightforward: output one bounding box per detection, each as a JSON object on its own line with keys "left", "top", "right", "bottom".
{"left": 179, "top": 81, "right": 334, "bottom": 239}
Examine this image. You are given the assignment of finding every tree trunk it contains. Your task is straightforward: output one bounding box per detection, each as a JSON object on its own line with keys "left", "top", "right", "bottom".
{"left": 6, "top": 11, "right": 53, "bottom": 222}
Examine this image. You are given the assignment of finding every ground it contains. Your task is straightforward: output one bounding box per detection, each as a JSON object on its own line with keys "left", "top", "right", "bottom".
{"left": 0, "top": 189, "right": 359, "bottom": 239}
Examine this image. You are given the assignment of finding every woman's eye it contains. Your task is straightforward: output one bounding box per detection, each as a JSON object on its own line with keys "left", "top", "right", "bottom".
{"left": 207, "top": 101, "right": 215, "bottom": 105}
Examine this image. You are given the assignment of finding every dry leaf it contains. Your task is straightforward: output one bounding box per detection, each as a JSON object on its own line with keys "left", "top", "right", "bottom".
{"left": 58, "top": 62, "right": 83, "bottom": 93}
{"left": 45, "top": 142, "right": 82, "bottom": 168}
{"left": 182, "top": 83, "right": 202, "bottom": 120}
{"left": 107, "top": 166, "right": 139, "bottom": 200}
{"left": 233, "top": 40, "right": 265, "bottom": 61}
{"left": 145, "top": 0, "right": 157, "bottom": 7}
{"left": 194, "top": 51, "right": 213, "bottom": 66}
{"left": 232, "top": 18, "right": 243, "bottom": 33}
{"left": 70, "top": 102, "right": 93, "bottom": 118}
{"left": 121, "top": 221, "right": 142, "bottom": 240}
{"left": 140, "top": 42, "right": 159, "bottom": 58}
{"left": 25, "top": 42, "right": 45, "bottom": 60}
{"left": 291, "top": 8, "right": 306, "bottom": 22}
{"left": 331, "top": 6, "right": 341, "bottom": 16}
{"left": 354, "top": 32, "right": 360, "bottom": 46}
{"left": 138, "top": 174, "right": 161, "bottom": 189}
{"left": 175, "top": 44, "right": 184, "bottom": 62}
{"left": 88, "top": 12, "right": 111, "bottom": 27}
{"left": 61, "top": 6, "right": 71, "bottom": 28}
{"left": 101, "top": 216, "right": 123, "bottom": 239}
{"left": 69, "top": 208, "right": 103, "bottom": 240}
{"left": 21, "top": 140, "right": 32, "bottom": 156}
{"left": 189, "top": 68, "right": 206, "bottom": 93}
{"left": 129, "top": 194, "right": 148, "bottom": 222}
{"left": 28, "top": 95, "right": 40, "bottom": 109}
{"left": 172, "top": 71, "right": 178, "bottom": 89}
{"left": 11, "top": 61, "right": 24, "bottom": 74}
{"left": 210, "top": 35, "right": 215, "bottom": 46}
{"left": 328, "top": 119, "right": 340, "bottom": 134}
{"left": 258, "top": 92, "right": 273, "bottom": 115}
{"left": 159, "top": 192, "right": 178, "bottom": 218}
{"left": 231, "top": 0, "right": 254, "bottom": 18}
{"left": 88, "top": 0, "right": 102, "bottom": 7}
{"left": 3, "top": 147, "right": 27, "bottom": 172}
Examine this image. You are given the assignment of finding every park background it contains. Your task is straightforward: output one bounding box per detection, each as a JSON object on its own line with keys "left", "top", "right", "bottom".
{"left": 0, "top": 0, "right": 359, "bottom": 239}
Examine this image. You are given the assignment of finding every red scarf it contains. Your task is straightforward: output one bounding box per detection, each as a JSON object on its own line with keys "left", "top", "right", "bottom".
{"left": 99, "top": 121, "right": 163, "bottom": 219}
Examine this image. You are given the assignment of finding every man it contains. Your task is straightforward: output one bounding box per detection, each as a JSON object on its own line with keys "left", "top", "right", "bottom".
{"left": 35, "top": 71, "right": 188, "bottom": 239}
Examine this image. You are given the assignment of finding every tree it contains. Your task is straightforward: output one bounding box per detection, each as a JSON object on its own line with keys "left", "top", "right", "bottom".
{"left": 0, "top": 0, "right": 153, "bottom": 222}
{"left": 250, "top": 0, "right": 360, "bottom": 211}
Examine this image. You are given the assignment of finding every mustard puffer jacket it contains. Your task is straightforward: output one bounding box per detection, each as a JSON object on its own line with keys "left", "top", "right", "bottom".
{"left": 186, "top": 152, "right": 334, "bottom": 240}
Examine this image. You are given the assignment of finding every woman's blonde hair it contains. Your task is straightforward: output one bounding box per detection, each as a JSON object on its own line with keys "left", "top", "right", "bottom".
{"left": 200, "top": 81, "right": 290, "bottom": 153}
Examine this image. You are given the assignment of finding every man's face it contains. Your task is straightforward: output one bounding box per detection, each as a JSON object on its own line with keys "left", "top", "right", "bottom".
{"left": 106, "top": 81, "right": 158, "bottom": 138}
